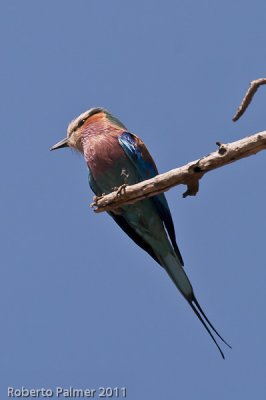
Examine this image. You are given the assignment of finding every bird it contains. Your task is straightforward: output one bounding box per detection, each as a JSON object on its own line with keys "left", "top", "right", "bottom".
{"left": 50, "top": 107, "right": 231, "bottom": 358}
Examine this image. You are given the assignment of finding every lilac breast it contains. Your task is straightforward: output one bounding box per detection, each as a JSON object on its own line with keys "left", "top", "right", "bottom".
{"left": 82, "top": 123, "right": 126, "bottom": 179}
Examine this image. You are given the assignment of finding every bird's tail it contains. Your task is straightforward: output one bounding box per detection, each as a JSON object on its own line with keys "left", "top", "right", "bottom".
{"left": 162, "top": 253, "right": 231, "bottom": 359}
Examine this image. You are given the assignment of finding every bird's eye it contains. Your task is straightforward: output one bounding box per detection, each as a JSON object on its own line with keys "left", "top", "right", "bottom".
{"left": 77, "top": 119, "right": 86, "bottom": 128}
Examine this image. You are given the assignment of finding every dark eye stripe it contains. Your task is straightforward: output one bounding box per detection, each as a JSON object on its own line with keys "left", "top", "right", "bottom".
{"left": 77, "top": 119, "right": 86, "bottom": 129}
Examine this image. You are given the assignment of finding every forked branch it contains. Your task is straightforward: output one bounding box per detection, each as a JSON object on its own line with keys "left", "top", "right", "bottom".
{"left": 232, "top": 78, "right": 266, "bottom": 121}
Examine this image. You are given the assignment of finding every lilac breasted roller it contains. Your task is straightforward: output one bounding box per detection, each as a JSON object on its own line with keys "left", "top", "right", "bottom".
{"left": 51, "top": 107, "right": 230, "bottom": 358}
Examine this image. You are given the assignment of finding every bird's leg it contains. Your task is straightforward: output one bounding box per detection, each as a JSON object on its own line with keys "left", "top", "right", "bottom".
{"left": 115, "top": 184, "right": 128, "bottom": 197}
{"left": 111, "top": 169, "right": 129, "bottom": 197}
{"left": 111, "top": 185, "right": 128, "bottom": 197}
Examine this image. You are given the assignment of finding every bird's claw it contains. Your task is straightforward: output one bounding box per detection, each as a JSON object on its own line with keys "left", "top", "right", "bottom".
{"left": 115, "top": 184, "right": 128, "bottom": 197}
{"left": 90, "top": 194, "right": 105, "bottom": 209}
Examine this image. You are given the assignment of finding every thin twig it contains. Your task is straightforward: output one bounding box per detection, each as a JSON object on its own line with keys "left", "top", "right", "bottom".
{"left": 232, "top": 78, "right": 266, "bottom": 122}
{"left": 91, "top": 131, "right": 266, "bottom": 213}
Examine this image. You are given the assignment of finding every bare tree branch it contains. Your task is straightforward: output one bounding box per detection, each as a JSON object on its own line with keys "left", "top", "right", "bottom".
{"left": 91, "top": 131, "right": 266, "bottom": 213}
{"left": 232, "top": 78, "right": 266, "bottom": 121}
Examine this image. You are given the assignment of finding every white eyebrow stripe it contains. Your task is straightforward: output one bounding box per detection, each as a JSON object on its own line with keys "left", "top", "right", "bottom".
{"left": 67, "top": 107, "right": 105, "bottom": 137}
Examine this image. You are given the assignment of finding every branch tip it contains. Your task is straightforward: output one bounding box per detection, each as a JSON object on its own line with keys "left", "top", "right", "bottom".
{"left": 232, "top": 78, "right": 266, "bottom": 122}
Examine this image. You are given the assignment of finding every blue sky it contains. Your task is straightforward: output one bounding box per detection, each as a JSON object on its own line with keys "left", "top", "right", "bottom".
{"left": 1, "top": 1, "right": 266, "bottom": 399}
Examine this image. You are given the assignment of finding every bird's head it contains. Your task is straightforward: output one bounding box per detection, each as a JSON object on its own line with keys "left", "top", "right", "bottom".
{"left": 50, "top": 107, "right": 126, "bottom": 153}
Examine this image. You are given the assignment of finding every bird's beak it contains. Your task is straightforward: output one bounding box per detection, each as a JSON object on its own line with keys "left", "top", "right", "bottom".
{"left": 50, "top": 137, "right": 69, "bottom": 151}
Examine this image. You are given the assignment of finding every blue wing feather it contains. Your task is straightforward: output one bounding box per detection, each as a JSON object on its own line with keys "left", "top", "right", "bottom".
{"left": 118, "top": 132, "right": 184, "bottom": 266}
